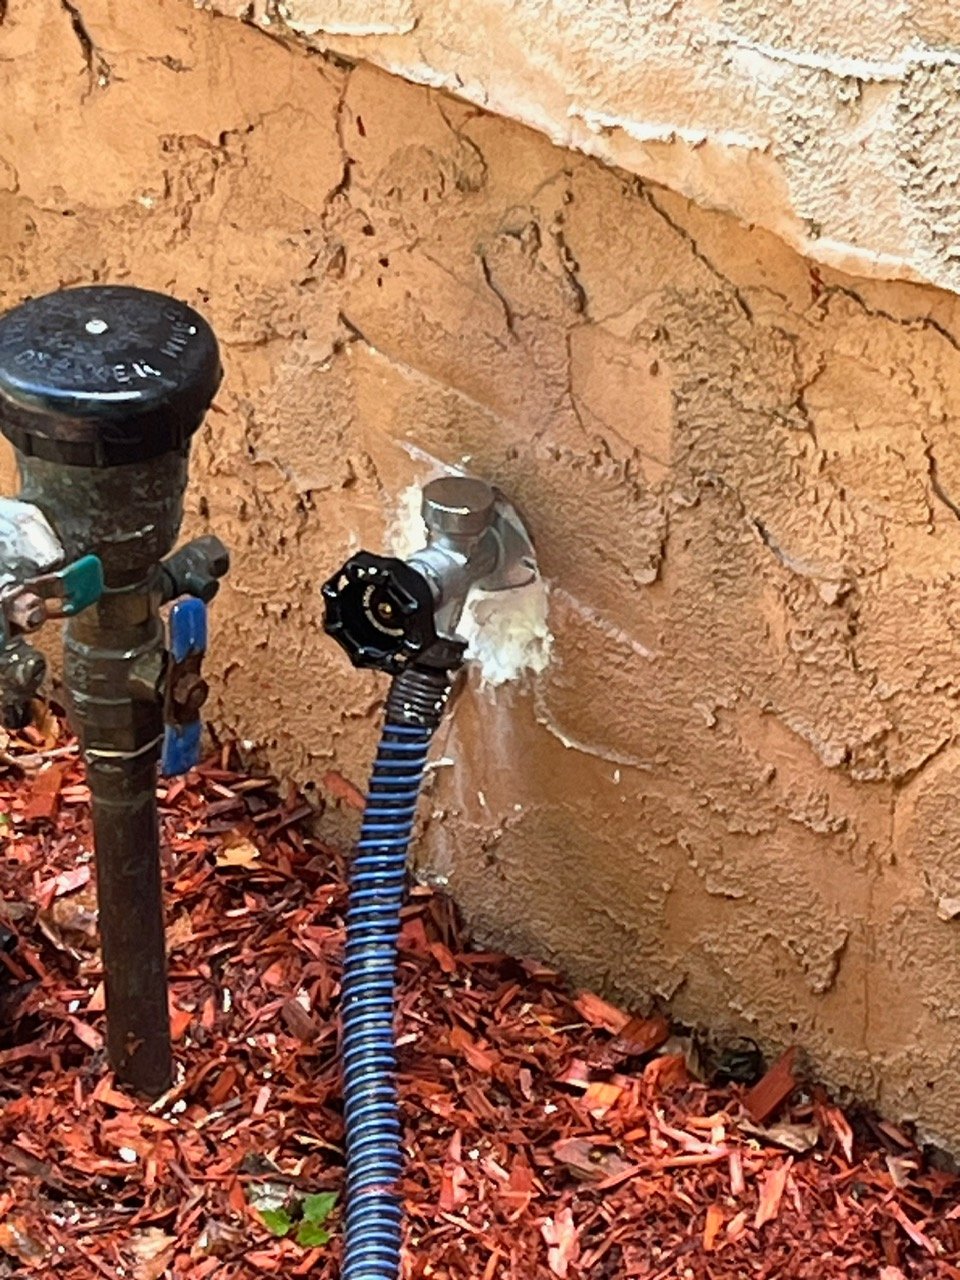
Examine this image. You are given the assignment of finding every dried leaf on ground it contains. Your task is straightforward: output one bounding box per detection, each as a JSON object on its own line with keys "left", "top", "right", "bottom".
{"left": 0, "top": 1217, "right": 47, "bottom": 1265}
{"left": 739, "top": 1118, "right": 820, "bottom": 1154}
{"left": 125, "top": 1228, "right": 176, "bottom": 1280}
{"left": 552, "top": 1137, "right": 633, "bottom": 1183}
{"left": 215, "top": 831, "right": 261, "bottom": 868}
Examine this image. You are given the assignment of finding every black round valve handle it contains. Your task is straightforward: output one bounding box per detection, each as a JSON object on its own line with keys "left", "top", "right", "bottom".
{"left": 322, "top": 551, "right": 439, "bottom": 675}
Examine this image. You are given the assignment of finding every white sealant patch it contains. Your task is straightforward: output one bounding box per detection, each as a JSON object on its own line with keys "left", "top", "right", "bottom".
{"left": 458, "top": 584, "right": 552, "bottom": 689}
{"left": 386, "top": 478, "right": 553, "bottom": 689}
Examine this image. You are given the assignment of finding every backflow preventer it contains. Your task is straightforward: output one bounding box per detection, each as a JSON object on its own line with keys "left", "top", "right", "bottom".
{"left": 0, "top": 285, "right": 229, "bottom": 1098}
{"left": 323, "top": 476, "right": 538, "bottom": 1280}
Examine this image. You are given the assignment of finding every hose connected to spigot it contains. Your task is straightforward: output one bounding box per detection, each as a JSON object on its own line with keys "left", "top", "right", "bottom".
{"left": 0, "top": 285, "right": 229, "bottom": 1097}
{"left": 323, "top": 475, "right": 537, "bottom": 1279}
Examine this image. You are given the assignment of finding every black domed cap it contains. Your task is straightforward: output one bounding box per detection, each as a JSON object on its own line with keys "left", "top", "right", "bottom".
{"left": 0, "top": 285, "right": 222, "bottom": 468}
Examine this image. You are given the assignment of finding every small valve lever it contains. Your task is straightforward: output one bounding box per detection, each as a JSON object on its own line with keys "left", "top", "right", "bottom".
{"left": 161, "top": 596, "right": 209, "bottom": 776}
{"left": 322, "top": 551, "right": 440, "bottom": 674}
{"left": 0, "top": 554, "right": 104, "bottom": 635}
{"left": 159, "top": 535, "right": 230, "bottom": 605}
{"left": 0, "top": 549, "right": 104, "bottom": 727}
{"left": 39, "top": 555, "right": 105, "bottom": 617}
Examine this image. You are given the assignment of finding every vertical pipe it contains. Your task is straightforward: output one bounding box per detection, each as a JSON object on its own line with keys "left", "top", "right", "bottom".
{"left": 65, "top": 580, "right": 172, "bottom": 1099}
{"left": 85, "top": 747, "right": 171, "bottom": 1097}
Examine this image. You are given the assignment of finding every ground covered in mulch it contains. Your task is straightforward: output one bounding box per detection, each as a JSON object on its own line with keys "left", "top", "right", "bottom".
{"left": 1, "top": 709, "right": 960, "bottom": 1279}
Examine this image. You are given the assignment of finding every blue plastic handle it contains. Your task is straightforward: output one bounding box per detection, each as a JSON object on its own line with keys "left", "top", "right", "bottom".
{"left": 160, "top": 597, "right": 208, "bottom": 777}
{"left": 161, "top": 719, "right": 202, "bottom": 777}
{"left": 168, "top": 596, "right": 207, "bottom": 663}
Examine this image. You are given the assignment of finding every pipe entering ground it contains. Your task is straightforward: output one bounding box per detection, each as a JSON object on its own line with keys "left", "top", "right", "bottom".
{"left": 323, "top": 476, "right": 538, "bottom": 1279}
{"left": 0, "top": 285, "right": 229, "bottom": 1098}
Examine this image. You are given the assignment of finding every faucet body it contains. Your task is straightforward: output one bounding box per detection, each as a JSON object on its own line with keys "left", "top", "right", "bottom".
{"left": 324, "top": 474, "right": 537, "bottom": 674}
{"left": 0, "top": 285, "right": 228, "bottom": 1096}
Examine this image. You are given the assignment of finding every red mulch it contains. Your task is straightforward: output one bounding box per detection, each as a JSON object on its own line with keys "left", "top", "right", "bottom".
{"left": 0, "top": 708, "right": 958, "bottom": 1279}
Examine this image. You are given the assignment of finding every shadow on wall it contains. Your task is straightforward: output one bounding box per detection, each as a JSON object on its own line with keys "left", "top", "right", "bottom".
{"left": 6, "top": 0, "right": 960, "bottom": 1148}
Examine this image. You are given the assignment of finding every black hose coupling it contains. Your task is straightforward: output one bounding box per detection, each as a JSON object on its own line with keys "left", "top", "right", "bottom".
{"left": 384, "top": 664, "right": 458, "bottom": 730}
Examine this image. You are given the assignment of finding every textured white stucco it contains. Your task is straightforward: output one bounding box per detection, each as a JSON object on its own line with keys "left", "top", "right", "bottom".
{"left": 232, "top": 0, "right": 960, "bottom": 294}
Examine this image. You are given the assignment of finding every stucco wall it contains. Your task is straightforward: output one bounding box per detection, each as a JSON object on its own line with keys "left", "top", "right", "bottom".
{"left": 209, "top": 0, "right": 960, "bottom": 295}
{"left": 6, "top": 0, "right": 960, "bottom": 1148}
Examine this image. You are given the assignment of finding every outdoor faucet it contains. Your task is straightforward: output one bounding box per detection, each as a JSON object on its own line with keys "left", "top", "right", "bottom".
{"left": 323, "top": 474, "right": 537, "bottom": 678}
{"left": 0, "top": 285, "right": 229, "bottom": 1098}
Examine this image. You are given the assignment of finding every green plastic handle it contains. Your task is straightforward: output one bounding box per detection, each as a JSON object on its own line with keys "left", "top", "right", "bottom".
{"left": 57, "top": 555, "right": 104, "bottom": 616}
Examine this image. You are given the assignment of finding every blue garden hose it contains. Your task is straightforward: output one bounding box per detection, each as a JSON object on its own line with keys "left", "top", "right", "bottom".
{"left": 341, "top": 665, "right": 455, "bottom": 1280}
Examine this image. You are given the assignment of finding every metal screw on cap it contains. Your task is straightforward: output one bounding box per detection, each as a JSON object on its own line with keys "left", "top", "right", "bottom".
{"left": 421, "top": 476, "right": 496, "bottom": 538}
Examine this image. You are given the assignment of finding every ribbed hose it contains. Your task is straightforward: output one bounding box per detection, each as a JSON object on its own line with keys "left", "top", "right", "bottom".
{"left": 341, "top": 665, "right": 454, "bottom": 1280}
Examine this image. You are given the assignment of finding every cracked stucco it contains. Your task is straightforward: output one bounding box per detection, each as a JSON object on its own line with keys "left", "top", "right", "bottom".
{"left": 208, "top": 0, "right": 960, "bottom": 296}
{"left": 6, "top": 0, "right": 960, "bottom": 1148}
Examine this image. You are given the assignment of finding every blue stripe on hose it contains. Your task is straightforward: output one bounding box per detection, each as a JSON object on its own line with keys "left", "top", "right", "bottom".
{"left": 341, "top": 720, "right": 433, "bottom": 1280}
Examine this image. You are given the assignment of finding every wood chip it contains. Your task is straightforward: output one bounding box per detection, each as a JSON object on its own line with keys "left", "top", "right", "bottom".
{"left": 889, "top": 1202, "right": 938, "bottom": 1256}
{"left": 703, "top": 1203, "right": 724, "bottom": 1251}
{"left": 572, "top": 991, "right": 630, "bottom": 1033}
{"left": 22, "top": 762, "right": 69, "bottom": 822}
{"left": 744, "top": 1046, "right": 798, "bottom": 1123}
{"left": 542, "top": 1207, "right": 580, "bottom": 1278}
{"left": 597, "top": 1012, "right": 670, "bottom": 1066}
{"left": 1, "top": 714, "right": 959, "bottom": 1280}
{"left": 321, "top": 770, "right": 365, "bottom": 810}
{"left": 754, "top": 1156, "right": 793, "bottom": 1228}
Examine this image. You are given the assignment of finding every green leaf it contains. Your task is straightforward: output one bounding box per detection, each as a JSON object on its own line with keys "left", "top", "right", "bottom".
{"left": 295, "top": 1222, "right": 331, "bottom": 1248}
{"left": 259, "top": 1207, "right": 293, "bottom": 1238}
{"left": 302, "top": 1192, "right": 338, "bottom": 1225}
